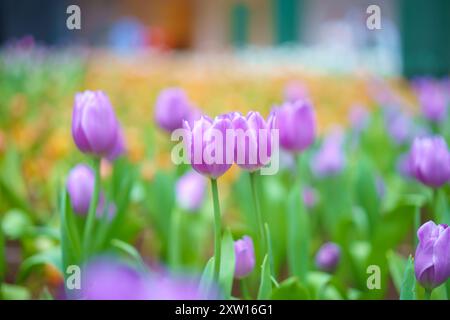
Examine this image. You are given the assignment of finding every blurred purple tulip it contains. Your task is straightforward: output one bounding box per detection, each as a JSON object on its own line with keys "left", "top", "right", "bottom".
{"left": 385, "top": 109, "right": 413, "bottom": 145}
{"left": 414, "top": 221, "right": 450, "bottom": 290}
{"left": 231, "top": 111, "right": 273, "bottom": 171}
{"left": 175, "top": 170, "right": 206, "bottom": 212}
{"left": 414, "top": 79, "right": 448, "bottom": 122}
{"left": 183, "top": 115, "right": 233, "bottom": 179}
{"left": 315, "top": 242, "right": 341, "bottom": 273}
{"left": 409, "top": 136, "right": 450, "bottom": 188}
{"left": 81, "top": 258, "right": 151, "bottom": 300}
{"left": 66, "top": 164, "right": 95, "bottom": 215}
{"left": 349, "top": 104, "right": 369, "bottom": 132}
{"left": 284, "top": 81, "right": 309, "bottom": 103}
{"left": 312, "top": 130, "right": 346, "bottom": 177}
{"left": 148, "top": 274, "right": 216, "bottom": 300}
{"left": 302, "top": 186, "right": 317, "bottom": 209}
{"left": 271, "top": 100, "right": 316, "bottom": 153}
{"left": 105, "top": 126, "right": 126, "bottom": 161}
{"left": 234, "top": 236, "right": 255, "bottom": 279}
{"left": 72, "top": 90, "right": 122, "bottom": 158}
{"left": 155, "top": 88, "right": 193, "bottom": 132}
{"left": 67, "top": 164, "right": 116, "bottom": 219}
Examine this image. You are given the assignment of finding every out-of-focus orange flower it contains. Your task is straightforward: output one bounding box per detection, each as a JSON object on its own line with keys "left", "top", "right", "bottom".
{"left": 44, "top": 263, "right": 64, "bottom": 287}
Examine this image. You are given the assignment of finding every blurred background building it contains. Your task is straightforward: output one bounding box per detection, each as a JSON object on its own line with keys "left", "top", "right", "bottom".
{"left": 0, "top": 0, "right": 449, "bottom": 77}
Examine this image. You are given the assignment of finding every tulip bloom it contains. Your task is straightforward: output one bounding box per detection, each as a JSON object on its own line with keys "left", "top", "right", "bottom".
{"left": 348, "top": 104, "right": 369, "bottom": 133}
{"left": 155, "top": 88, "right": 193, "bottom": 132}
{"left": 72, "top": 90, "right": 123, "bottom": 159}
{"left": 175, "top": 170, "right": 206, "bottom": 212}
{"left": 271, "top": 100, "right": 316, "bottom": 153}
{"left": 234, "top": 236, "right": 255, "bottom": 279}
{"left": 315, "top": 242, "right": 341, "bottom": 273}
{"left": 414, "top": 79, "right": 448, "bottom": 122}
{"left": 183, "top": 116, "right": 233, "bottom": 179}
{"left": 312, "top": 130, "right": 346, "bottom": 178}
{"left": 81, "top": 257, "right": 151, "bottom": 300}
{"left": 284, "top": 81, "right": 309, "bottom": 103}
{"left": 231, "top": 111, "right": 273, "bottom": 171}
{"left": 414, "top": 221, "right": 450, "bottom": 291}
{"left": 409, "top": 136, "right": 450, "bottom": 188}
{"left": 66, "top": 164, "right": 95, "bottom": 215}
{"left": 302, "top": 186, "right": 317, "bottom": 209}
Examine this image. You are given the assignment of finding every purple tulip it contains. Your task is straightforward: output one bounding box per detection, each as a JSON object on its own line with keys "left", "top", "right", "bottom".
{"left": 234, "top": 236, "right": 255, "bottom": 279}
{"left": 66, "top": 164, "right": 116, "bottom": 219}
{"left": 302, "top": 186, "right": 317, "bottom": 209}
{"left": 72, "top": 90, "right": 122, "bottom": 158}
{"left": 231, "top": 111, "right": 273, "bottom": 171}
{"left": 414, "top": 79, "right": 448, "bottom": 122}
{"left": 81, "top": 258, "right": 151, "bottom": 300}
{"left": 315, "top": 242, "right": 341, "bottom": 273}
{"left": 312, "top": 130, "right": 346, "bottom": 177}
{"left": 66, "top": 164, "right": 95, "bottom": 215}
{"left": 396, "top": 152, "right": 414, "bottom": 178}
{"left": 106, "top": 126, "right": 126, "bottom": 161}
{"left": 384, "top": 108, "right": 413, "bottom": 145}
{"left": 183, "top": 115, "right": 233, "bottom": 179}
{"left": 155, "top": 88, "right": 193, "bottom": 132}
{"left": 284, "top": 81, "right": 309, "bottom": 103}
{"left": 409, "top": 136, "right": 450, "bottom": 188}
{"left": 147, "top": 274, "right": 216, "bottom": 300}
{"left": 175, "top": 170, "right": 206, "bottom": 212}
{"left": 349, "top": 104, "right": 370, "bottom": 132}
{"left": 414, "top": 221, "right": 450, "bottom": 290}
{"left": 271, "top": 100, "right": 316, "bottom": 152}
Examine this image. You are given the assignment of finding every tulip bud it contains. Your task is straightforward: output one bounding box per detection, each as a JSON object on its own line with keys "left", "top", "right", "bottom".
{"left": 155, "top": 88, "right": 192, "bottom": 132}
{"left": 414, "top": 221, "right": 450, "bottom": 290}
{"left": 232, "top": 111, "right": 273, "bottom": 171}
{"left": 175, "top": 170, "right": 206, "bottom": 212}
{"left": 414, "top": 79, "right": 448, "bottom": 122}
{"left": 183, "top": 115, "right": 233, "bottom": 179}
{"left": 234, "top": 236, "right": 255, "bottom": 279}
{"left": 271, "top": 100, "right": 316, "bottom": 153}
{"left": 409, "top": 136, "right": 450, "bottom": 188}
{"left": 315, "top": 242, "right": 340, "bottom": 273}
{"left": 66, "top": 164, "right": 95, "bottom": 215}
{"left": 284, "top": 81, "right": 308, "bottom": 103}
{"left": 312, "top": 130, "right": 346, "bottom": 178}
{"left": 72, "top": 90, "right": 122, "bottom": 158}
{"left": 302, "top": 186, "right": 317, "bottom": 209}
{"left": 81, "top": 257, "right": 151, "bottom": 300}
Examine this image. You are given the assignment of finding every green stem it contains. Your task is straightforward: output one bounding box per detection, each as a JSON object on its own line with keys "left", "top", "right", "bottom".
{"left": 168, "top": 209, "right": 181, "bottom": 268}
{"left": 414, "top": 206, "right": 420, "bottom": 248}
{"left": 249, "top": 172, "right": 266, "bottom": 252}
{"left": 240, "top": 278, "right": 251, "bottom": 300}
{"left": 82, "top": 157, "right": 101, "bottom": 260}
{"left": 424, "top": 289, "right": 432, "bottom": 300}
{"left": 210, "top": 179, "right": 222, "bottom": 282}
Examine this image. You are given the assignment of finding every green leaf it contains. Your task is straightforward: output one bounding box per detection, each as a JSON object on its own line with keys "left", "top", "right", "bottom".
{"left": 387, "top": 250, "right": 407, "bottom": 294}
{"left": 306, "top": 271, "right": 331, "bottom": 299}
{"left": 110, "top": 239, "right": 146, "bottom": 271}
{"left": 199, "top": 257, "right": 215, "bottom": 298}
{"left": 271, "top": 277, "right": 310, "bottom": 300}
{"left": 287, "top": 185, "right": 309, "bottom": 282}
{"left": 257, "top": 255, "right": 272, "bottom": 300}
{"left": 1, "top": 209, "right": 32, "bottom": 240}
{"left": 1, "top": 283, "right": 31, "bottom": 300}
{"left": 435, "top": 189, "right": 449, "bottom": 224}
{"left": 218, "top": 230, "right": 235, "bottom": 299}
{"left": 400, "top": 255, "right": 416, "bottom": 300}
{"left": 355, "top": 159, "right": 380, "bottom": 238}
{"left": 17, "top": 247, "right": 62, "bottom": 282}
